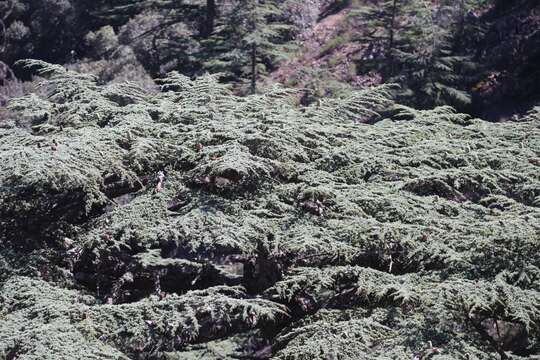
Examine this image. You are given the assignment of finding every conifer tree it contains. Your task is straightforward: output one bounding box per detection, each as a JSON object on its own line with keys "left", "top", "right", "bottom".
{"left": 96, "top": 0, "right": 218, "bottom": 76}
{"left": 395, "top": 2, "right": 476, "bottom": 108}
{"left": 350, "top": 0, "right": 415, "bottom": 79}
{"left": 351, "top": 0, "right": 476, "bottom": 109}
{"left": 96, "top": 0, "right": 292, "bottom": 91}
{"left": 201, "top": 0, "right": 293, "bottom": 93}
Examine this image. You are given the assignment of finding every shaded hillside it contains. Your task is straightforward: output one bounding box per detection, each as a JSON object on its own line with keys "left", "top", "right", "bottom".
{"left": 2, "top": 0, "right": 540, "bottom": 118}
{"left": 272, "top": 0, "right": 540, "bottom": 119}
{"left": 471, "top": 0, "right": 540, "bottom": 119}
{"left": 1, "top": 62, "right": 539, "bottom": 359}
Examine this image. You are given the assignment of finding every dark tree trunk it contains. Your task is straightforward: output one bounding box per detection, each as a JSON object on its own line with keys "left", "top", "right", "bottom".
{"left": 250, "top": 43, "right": 257, "bottom": 94}
{"left": 387, "top": 0, "right": 398, "bottom": 77}
{"left": 201, "top": 0, "right": 216, "bottom": 38}
{"left": 150, "top": 32, "right": 161, "bottom": 77}
{"left": 454, "top": 0, "right": 466, "bottom": 50}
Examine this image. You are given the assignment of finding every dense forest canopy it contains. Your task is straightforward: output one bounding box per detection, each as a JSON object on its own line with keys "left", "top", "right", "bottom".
{"left": 0, "top": 1, "right": 539, "bottom": 359}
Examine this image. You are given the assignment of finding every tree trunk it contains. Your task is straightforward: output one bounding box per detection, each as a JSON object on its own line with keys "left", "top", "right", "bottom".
{"left": 151, "top": 32, "right": 161, "bottom": 77}
{"left": 201, "top": 0, "right": 216, "bottom": 38}
{"left": 250, "top": 43, "right": 257, "bottom": 94}
{"left": 454, "top": 0, "right": 466, "bottom": 50}
{"left": 387, "top": 0, "right": 398, "bottom": 77}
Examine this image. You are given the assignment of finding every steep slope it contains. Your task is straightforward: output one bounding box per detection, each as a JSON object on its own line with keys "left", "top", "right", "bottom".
{"left": 272, "top": 6, "right": 362, "bottom": 84}
{"left": 271, "top": 1, "right": 377, "bottom": 100}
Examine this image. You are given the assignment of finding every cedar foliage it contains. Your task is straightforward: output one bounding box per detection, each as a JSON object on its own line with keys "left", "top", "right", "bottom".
{"left": 0, "top": 62, "right": 539, "bottom": 359}
{"left": 93, "top": 0, "right": 293, "bottom": 90}
{"left": 350, "top": 0, "right": 478, "bottom": 109}
{"left": 201, "top": 0, "right": 294, "bottom": 93}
